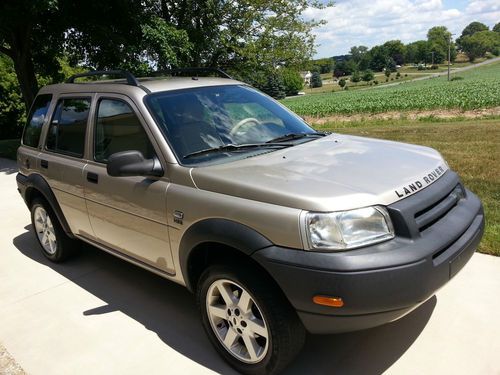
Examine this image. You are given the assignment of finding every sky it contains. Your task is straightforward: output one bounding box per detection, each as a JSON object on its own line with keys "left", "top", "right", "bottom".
{"left": 304, "top": 0, "right": 500, "bottom": 58}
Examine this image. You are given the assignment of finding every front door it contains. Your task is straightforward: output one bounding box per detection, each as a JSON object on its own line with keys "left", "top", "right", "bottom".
{"left": 83, "top": 94, "right": 174, "bottom": 274}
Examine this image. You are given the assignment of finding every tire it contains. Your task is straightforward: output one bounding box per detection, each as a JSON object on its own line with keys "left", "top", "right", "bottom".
{"left": 30, "top": 197, "right": 79, "bottom": 262}
{"left": 197, "top": 263, "right": 305, "bottom": 375}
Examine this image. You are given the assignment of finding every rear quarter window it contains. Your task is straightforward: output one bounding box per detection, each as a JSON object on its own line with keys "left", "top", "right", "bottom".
{"left": 22, "top": 94, "right": 53, "bottom": 148}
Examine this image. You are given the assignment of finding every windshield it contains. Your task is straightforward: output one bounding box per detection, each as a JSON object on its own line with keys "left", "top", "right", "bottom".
{"left": 145, "top": 85, "right": 317, "bottom": 165}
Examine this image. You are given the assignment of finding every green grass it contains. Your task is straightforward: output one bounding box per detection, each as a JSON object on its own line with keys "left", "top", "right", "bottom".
{"left": 316, "top": 118, "right": 500, "bottom": 256}
{"left": 0, "top": 139, "right": 19, "bottom": 160}
{"left": 284, "top": 61, "right": 500, "bottom": 117}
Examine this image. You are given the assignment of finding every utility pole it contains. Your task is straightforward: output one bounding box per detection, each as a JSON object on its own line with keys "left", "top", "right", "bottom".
{"left": 448, "top": 33, "right": 455, "bottom": 81}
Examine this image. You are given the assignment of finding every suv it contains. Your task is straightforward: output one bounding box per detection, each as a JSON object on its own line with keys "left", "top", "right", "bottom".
{"left": 17, "top": 69, "right": 484, "bottom": 375}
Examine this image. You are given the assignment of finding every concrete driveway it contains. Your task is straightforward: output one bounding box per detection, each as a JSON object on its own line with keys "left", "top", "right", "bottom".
{"left": 0, "top": 157, "right": 499, "bottom": 375}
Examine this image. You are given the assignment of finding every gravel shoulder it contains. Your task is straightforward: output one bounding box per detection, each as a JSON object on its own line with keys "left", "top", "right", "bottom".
{"left": 0, "top": 343, "right": 26, "bottom": 375}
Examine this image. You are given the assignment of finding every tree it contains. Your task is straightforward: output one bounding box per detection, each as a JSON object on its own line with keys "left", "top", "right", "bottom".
{"left": 494, "top": 23, "right": 500, "bottom": 33}
{"left": 457, "top": 21, "right": 489, "bottom": 49}
{"left": 333, "top": 59, "right": 354, "bottom": 77}
{"left": 368, "top": 45, "right": 390, "bottom": 71}
{"left": 1, "top": 0, "right": 333, "bottom": 111}
{"left": 349, "top": 46, "right": 368, "bottom": 63}
{"left": 261, "top": 73, "right": 286, "bottom": 99}
{"left": 461, "top": 31, "right": 500, "bottom": 61}
{"left": 310, "top": 58, "right": 333, "bottom": 74}
{"left": 0, "top": 55, "right": 25, "bottom": 139}
{"left": 310, "top": 71, "right": 322, "bottom": 88}
{"left": 281, "top": 68, "right": 304, "bottom": 96}
{"left": 361, "top": 70, "right": 374, "bottom": 82}
{"left": 427, "top": 26, "right": 456, "bottom": 63}
{"left": 383, "top": 40, "right": 405, "bottom": 65}
{"left": 405, "top": 40, "right": 430, "bottom": 64}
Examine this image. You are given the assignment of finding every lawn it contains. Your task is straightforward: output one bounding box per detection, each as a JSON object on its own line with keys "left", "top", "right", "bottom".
{"left": 284, "top": 61, "right": 500, "bottom": 117}
{"left": 0, "top": 139, "right": 19, "bottom": 160}
{"left": 316, "top": 117, "right": 499, "bottom": 256}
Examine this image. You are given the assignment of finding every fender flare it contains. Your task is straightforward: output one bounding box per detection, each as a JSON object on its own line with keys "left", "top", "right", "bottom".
{"left": 179, "top": 218, "right": 273, "bottom": 291}
{"left": 20, "top": 173, "right": 75, "bottom": 238}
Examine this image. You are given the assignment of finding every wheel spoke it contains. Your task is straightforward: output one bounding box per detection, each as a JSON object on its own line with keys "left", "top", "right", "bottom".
{"left": 223, "top": 327, "right": 239, "bottom": 348}
{"left": 208, "top": 305, "right": 227, "bottom": 320}
{"left": 237, "top": 290, "right": 252, "bottom": 314}
{"left": 247, "top": 318, "right": 268, "bottom": 338}
{"left": 242, "top": 333, "right": 260, "bottom": 361}
{"left": 41, "top": 232, "right": 48, "bottom": 245}
{"left": 217, "top": 283, "right": 236, "bottom": 306}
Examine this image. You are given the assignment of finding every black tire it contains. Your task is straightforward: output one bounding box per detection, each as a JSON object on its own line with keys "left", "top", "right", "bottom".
{"left": 30, "top": 197, "right": 79, "bottom": 262}
{"left": 197, "top": 263, "right": 305, "bottom": 375}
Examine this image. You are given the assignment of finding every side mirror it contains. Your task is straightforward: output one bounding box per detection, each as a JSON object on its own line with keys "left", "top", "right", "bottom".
{"left": 107, "top": 150, "right": 163, "bottom": 177}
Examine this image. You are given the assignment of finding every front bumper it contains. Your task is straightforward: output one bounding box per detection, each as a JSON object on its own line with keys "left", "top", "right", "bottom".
{"left": 252, "top": 176, "right": 484, "bottom": 334}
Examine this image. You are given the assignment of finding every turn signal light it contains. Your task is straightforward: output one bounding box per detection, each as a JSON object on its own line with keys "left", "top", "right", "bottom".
{"left": 313, "top": 295, "right": 344, "bottom": 307}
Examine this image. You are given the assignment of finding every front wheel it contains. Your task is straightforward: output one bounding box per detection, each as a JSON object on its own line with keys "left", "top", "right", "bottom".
{"left": 197, "top": 264, "right": 305, "bottom": 375}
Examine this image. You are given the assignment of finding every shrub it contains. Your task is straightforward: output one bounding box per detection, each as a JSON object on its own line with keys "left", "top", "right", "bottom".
{"left": 362, "top": 69, "right": 374, "bottom": 82}
{"left": 351, "top": 70, "right": 361, "bottom": 83}
{"left": 396, "top": 72, "right": 401, "bottom": 78}
{"left": 310, "top": 71, "right": 323, "bottom": 88}
{"left": 338, "top": 78, "right": 346, "bottom": 88}
{"left": 431, "top": 65, "right": 439, "bottom": 70}
{"left": 450, "top": 76, "right": 464, "bottom": 81}
{"left": 404, "top": 73, "right": 408, "bottom": 77}
{"left": 417, "top": 65, "right": 425, "bottom": 70}
{"left": 385, "top": 78, "right": 389, "bottom": 82}
{"left": 373, "top": 80, "right": 379, "bottom": 85}
{"left": 384, "top": 69, "right": 391, "bottom": 78}
{"left": 281, "top": 69, "right": 303, "bottom": 96}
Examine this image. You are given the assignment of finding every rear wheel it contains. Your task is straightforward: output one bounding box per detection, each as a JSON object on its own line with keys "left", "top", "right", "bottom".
{"left": 30, "top": 198, "right": 79, "bottom": 262}
{"left": 197, "top": 263, "right": 305, "bottom": 375}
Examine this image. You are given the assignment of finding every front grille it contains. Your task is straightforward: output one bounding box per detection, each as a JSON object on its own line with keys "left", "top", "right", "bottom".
{"left": 414, "top": 184, "right": 464, "bottom": 232}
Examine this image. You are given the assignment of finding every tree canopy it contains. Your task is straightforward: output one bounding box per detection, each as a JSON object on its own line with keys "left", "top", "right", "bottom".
{"left": 0, "top": 0, "right": 332, "bottom": 111}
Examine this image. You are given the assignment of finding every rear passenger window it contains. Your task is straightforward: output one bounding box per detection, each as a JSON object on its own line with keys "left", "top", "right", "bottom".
{"left": 46, "top": 98, "right": 90, "bottom": 158}
{"left": 94, "top": 99, "right": 154, "bottom": 163}
{"left": 22, "top": 94, "right": 52, "bottom": 148}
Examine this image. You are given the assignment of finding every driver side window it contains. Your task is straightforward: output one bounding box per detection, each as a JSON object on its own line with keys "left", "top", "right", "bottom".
{"left": 94, "top": 99, "right": 155, "bottom": 163}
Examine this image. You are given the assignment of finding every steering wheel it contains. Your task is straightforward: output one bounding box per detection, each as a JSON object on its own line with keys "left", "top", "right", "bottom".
{"left": 230, "top": 117, "right": 263, "bottom": 135}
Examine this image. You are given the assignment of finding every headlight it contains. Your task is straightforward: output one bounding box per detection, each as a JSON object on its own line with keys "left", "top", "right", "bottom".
{"left": 305, "top": 206, "right": 394, "bottom": 251}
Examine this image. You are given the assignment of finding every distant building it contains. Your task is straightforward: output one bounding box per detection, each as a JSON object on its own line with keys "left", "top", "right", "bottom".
{"left": 300, "top": 71, "right": 312, "bottom": 86}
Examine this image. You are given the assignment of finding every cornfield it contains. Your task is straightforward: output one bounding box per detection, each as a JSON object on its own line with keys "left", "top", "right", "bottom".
{"left": 282, "top": 62, "right": 500, "bottom": 117}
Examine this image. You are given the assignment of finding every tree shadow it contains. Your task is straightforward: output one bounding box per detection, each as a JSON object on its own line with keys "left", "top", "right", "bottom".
{"left": 0, "top": 157, "right": 18, "bottom": 175}
{"left": 13, "top": 226, "right": 436, "bottom": 374}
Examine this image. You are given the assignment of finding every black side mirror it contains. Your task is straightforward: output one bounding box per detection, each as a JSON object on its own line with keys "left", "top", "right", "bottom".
{"left": 107, "top": 150, "right": 163, "bottom": 177}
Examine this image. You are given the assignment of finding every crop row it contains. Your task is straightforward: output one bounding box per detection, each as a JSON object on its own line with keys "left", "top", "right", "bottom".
{"left": 282, "top": 63, "right": 500, "bottom": 117}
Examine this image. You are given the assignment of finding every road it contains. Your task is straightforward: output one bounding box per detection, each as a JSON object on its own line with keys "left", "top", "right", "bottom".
{"left": 0, "top": 157, "right": 499, "bottom": 375}
{"left": 369, "top": 56, "right": 500, "bottom": 89}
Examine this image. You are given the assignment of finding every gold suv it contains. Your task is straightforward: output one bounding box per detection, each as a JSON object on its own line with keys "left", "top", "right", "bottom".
{"left": 16, "top": 69, "right": 484, "bottom": 375}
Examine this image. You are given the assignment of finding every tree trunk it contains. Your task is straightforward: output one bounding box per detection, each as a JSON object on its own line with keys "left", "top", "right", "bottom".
{"left": 11, "top": 48, "right": 38, "bottom": 112}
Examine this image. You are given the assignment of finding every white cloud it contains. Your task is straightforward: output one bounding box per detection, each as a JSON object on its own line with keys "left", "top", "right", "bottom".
{"left": 307, "top": 0, "right": 500, "bottom": 57}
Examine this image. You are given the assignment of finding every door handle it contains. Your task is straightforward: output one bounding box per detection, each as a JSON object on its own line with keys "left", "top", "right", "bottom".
{"left": 41, "top": 159, "right": 48, "bottom": 168}
{"left": 87, "top": 172, "right": 99, "bottom": 184}
{"left": 24, "top": 158, "right": 30, "bottom": 169}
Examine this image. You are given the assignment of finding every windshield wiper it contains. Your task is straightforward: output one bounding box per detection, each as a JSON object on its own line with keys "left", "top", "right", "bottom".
{"left": 265, "top": 132, "right": 328, "bottom": 143}
{"left": 183, "top": 143, "right": 292, "bottom": 159}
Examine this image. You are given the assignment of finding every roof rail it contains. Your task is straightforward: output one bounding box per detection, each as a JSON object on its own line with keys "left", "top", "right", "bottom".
{"left": 152, "top": 67, "right": 233, "bottom": 79}
{"left": 66, "top": 70, "right": 139, "bottom": 86}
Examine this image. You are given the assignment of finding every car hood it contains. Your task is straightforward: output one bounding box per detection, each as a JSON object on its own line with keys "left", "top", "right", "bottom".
{"left": 190, "top": 134, "right": 449, "bottom": 211}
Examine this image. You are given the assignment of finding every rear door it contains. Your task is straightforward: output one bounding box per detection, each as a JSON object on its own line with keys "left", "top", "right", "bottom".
{"left": 83, "top": 94, "right": 174, "bottom": 274}
{"left": 39, "top": 95, "right": 93, "bottom": 237}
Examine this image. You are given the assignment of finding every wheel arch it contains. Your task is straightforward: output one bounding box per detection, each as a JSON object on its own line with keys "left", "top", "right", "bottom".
{"left": 23, "top": 173, "right": 75, "bottom": 238}
{"left": 179, "top": 219, "right": 273, "bottom": 292}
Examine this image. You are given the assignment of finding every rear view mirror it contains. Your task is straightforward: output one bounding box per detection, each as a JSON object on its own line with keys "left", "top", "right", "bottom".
{"left": 107, "top": 150, "right": 163, "bottom": 177}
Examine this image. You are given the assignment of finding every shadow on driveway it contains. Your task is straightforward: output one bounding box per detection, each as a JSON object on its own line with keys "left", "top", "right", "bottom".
{"left": 13, "top": 226, "right": 436, "bottom": 374}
